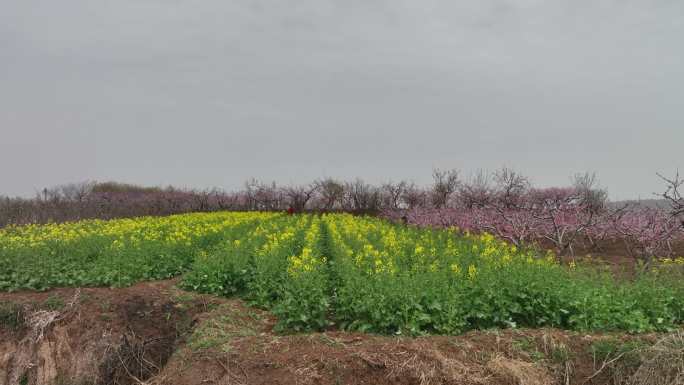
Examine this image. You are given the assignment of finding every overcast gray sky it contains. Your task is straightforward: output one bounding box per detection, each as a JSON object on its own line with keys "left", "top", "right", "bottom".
{"left": 1, "top": 0, "right": 682, "bottom": 200}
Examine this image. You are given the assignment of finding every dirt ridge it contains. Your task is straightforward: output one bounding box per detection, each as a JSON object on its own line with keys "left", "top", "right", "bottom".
{"left": 1, "top": 280, "right": 682, "bottom": 385}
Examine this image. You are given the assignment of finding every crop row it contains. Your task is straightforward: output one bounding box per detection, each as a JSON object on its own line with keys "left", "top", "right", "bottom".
{"left": 2, "top": 212, "right": 684, "bottom": 334}
{"left": 183, "top": 213, "right": 684, "bottom": 334}
{"left": 0, "top": 212, "right": 278, "bottom": 290}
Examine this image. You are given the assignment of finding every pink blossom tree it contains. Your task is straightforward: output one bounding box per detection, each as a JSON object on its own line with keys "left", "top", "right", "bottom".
{"left": 609, "top": 206, "right": 680, "bottom": 266}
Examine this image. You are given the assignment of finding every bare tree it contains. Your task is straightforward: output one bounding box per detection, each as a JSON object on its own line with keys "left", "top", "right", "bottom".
{"left": 59, "top": 181, "right": 96, "bottom": 202}
{"left": 243, "top": 179, "right": 260, "bottom": 210}
{"left": 282, "top": 183, "right": 319, "bottom": 212}
{"left": 343, "top": 179, "right": 380, "bottom": 212}
{"left": 573, "top": 172, "right": 608, "bottom": 214}
{"left": 192, "top": 189, "right": 212, "bottom": 212}
{"left": 492, "top": 167, "right": 530, "bottom": 208}
{"left": 244, "top": 179, "right": 281, "bottom": 210}
{"left": 380, "top": 181, "right": 408, "bottom": 210}
{"left": 39, "top": 186, "right": 65, "bottom": 203}
{"left": 458, "top": 169, "right": 492, "bottom": 208}
{"left": 401, "top": 182, "right": 427, "bottom": 210}
{"left": 209, "top": 188, "right": 239, "bottom": 210}
{"left": 314, "top": 178, "right": 345, "bottom": 210}
{"left": 431, "top": 168, "right": 459, "bottom": 208}
{"left": 658, "top": 171, "right": 684, "bottom": 228}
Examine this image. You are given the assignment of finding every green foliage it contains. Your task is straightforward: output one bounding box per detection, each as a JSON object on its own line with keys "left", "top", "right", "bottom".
{"left": 181, "top": 214, "right": 320, "bottom": 331}
{"left": 550, "top": 344, "right": 572, "bottom": 364}
{"left": 0, "top": 212, "right": 274, "bottom": 291}
{"left": 322, "top": 215, "right": 684, "bottom": 335}
{"left": 272, "top": 279, "right": 330, "bottom": 332}
{"left": 43, "top": 295, "right": 65, "bottom": 311}
{"left": 3, "top": 212, "right": 684, "bottom": 335}
{"left": 0, "top": 301, "right": 24, "bottom": 329}
{"left": 188, "top": 304, "right": 259, "bottom": 352}
{"left": 589, "top": 337, "right": 647, "bottom": 370}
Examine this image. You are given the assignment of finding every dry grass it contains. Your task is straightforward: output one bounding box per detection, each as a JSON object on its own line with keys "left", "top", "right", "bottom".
{"left": 26, "top": 290, "right": 79, "bottom": 342}
{"left": 487, "top": 355, "right": 554, "bottom": 385}
{"left": 353, "top": 340, "right": 493, "bottom": 385}
{"left": 629, "top": 332, "right": 684, "bottom": 385}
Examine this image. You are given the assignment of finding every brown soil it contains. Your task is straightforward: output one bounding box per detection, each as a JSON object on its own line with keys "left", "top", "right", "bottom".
{"left": 0, "top": 279, "right": 219, "bottom": 385}
{"left": 1, "top": 281, "right": 680, "bottom": 385}
{"left": 156, "top": 304, "right": 669, "bottom": 385}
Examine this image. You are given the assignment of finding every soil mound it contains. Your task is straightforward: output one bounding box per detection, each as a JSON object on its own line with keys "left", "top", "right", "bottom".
{"left": 0, "top": 280, "right": 215, "bottom": 385}
{"left": 2, "top": 281, "right": 683, "bottom": 385}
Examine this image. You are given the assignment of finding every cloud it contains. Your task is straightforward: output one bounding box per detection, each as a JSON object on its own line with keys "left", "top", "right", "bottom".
{"left": 0, "top": 0, "right": 682, "bottom": 199}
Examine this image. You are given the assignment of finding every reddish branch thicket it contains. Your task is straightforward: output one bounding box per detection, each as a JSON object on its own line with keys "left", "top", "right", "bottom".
{"left": 2, "top": 170, "right": 683, "bottom": 263}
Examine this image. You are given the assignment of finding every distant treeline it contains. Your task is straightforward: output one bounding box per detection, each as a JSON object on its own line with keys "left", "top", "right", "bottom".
{"left": 1, "top": 176, "right": 403, "bottom": 227}
{"left": 1, "top": 169, "right": 682, "bottom": 235}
